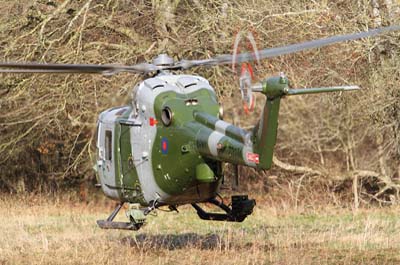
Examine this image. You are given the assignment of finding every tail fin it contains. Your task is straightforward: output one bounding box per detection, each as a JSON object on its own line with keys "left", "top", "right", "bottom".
{"left": 253, "top": 75, "right": 359, "bottom": 170}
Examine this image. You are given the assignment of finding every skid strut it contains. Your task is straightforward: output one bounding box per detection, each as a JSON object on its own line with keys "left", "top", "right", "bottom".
{"left": 192, "top": 195, "right": 256, "bottom": 222}
{"left": 97, "top": 202, "right": 144, "bottom": 231}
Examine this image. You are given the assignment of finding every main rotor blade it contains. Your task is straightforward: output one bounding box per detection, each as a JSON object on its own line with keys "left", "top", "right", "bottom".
{"left": 0, "top": 62, "right": 159, "bottom": 75}
{"left": 176, "top": 25, "right": 400, "bottom": 69}
{"left": 1, "top": 25, "right": 398, "bottom": 74}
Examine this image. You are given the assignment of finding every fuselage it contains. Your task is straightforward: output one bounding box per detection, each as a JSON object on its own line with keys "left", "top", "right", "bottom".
{"left": 95, "top": 72, "right": 268, "bottom": 206}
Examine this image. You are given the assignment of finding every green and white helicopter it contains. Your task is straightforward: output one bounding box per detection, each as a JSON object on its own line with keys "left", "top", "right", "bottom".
{"left": 0, "top": 25, "right": 398, "bottom": 230}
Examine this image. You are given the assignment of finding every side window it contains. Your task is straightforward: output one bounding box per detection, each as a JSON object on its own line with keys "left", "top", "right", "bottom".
{"left": 105, "top": 130, "right": 112, "bottom": 161}
{"left": 96, "top": 122, "right": 101, "bottom": 147}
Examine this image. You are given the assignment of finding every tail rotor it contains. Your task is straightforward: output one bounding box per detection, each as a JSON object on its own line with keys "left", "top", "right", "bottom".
{"left": 239, "top": 63, "right": 255, "bottom": 114}
{"left": 232, "top": 29, "right": 261, "bottom": 114}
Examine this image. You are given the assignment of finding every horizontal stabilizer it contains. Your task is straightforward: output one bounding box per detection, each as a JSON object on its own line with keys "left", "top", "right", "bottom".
{"left": 286, "top": 85, "right": 360, "bottom": 95}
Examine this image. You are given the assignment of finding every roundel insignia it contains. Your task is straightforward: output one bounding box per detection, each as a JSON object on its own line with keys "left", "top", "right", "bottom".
{"left": 161, "top": 138, "right": 169, "bottom": 154}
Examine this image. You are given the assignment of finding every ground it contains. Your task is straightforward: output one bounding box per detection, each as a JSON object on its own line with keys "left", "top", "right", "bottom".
{"left": 0, "top": 194, "right": 400, "bottom": 265}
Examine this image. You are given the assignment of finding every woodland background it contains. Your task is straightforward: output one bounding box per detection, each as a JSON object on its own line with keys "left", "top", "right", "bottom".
{"left": 0, "top": 0, "right": 399, "bottom": 208}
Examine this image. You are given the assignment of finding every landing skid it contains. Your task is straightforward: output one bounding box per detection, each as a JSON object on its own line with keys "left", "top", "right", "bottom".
{"left": 97, "top": 219, "right": 142, "bottom": 230}
{"left": 97, "top": 196, "right": 255, "bottom": 230}
{"left": 192, "top": 195, "right": 256, "bottom": 222}
{"left": 96, "top": 202, "right": 145, "bottom": 231}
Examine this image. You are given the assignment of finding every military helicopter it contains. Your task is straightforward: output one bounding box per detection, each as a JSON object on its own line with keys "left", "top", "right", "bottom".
{"left": 0, "top": 25, "right": 399, "bottom": 230}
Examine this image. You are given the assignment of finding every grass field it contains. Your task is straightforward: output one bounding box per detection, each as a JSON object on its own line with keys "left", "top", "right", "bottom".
{"left": 0, "top": 194, "right": 400, "bottom": 265}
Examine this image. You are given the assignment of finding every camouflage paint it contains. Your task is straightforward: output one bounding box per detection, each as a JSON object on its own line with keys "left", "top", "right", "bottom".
{"left": 252, "top": 75, "right": 288, "bottom": 169}
{"left": 95, "top": 74, "right": 290, "bottom": 206}
{"left": 115, "top": 108, "right": 146, "bottom": 204}
{"left": 152, "top": 87, "right": 219, "bottom": 196}
{"left": 253, "top": 98, "right": 281, "bottom": 169}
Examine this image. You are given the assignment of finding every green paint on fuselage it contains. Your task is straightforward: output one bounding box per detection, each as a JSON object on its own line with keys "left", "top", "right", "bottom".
{"left": 152, "top": 88, "right": 220, "bottom": 196}
{"left": 112, "top": 106, "right": 146, "bottom": 204}
{"left": 193, "top": 111, "right": 248, "bottom": 144}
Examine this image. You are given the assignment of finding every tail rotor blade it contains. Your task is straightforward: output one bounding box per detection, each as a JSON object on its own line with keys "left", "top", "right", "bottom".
{"left": 239, "top": 64, "right": 256, "bottom": 113}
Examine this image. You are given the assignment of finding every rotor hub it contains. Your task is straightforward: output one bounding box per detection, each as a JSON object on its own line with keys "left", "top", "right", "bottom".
{"left": 152, "top": 54, "right": 175, "bottom": 67}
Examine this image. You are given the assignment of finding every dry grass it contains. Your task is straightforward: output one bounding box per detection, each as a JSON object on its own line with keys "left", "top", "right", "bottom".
{"left": 1, "top": 194, "right": 400, "bottom": 265}
{"left": 0, "top": 0, "right": 399, "bottom": 197}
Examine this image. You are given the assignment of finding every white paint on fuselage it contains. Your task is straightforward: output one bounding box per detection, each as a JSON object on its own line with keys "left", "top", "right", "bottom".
{"left": 97, "top": 107, "right": 130, "bottom": 199}
{"left": 207, "top": 131, "right": 225, "bottom": 157}
{"left": 215, "top": 120, "right": 230, "bottom": 135}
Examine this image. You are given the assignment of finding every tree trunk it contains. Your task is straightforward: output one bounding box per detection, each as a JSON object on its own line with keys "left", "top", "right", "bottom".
{"left": 152, "top": 0, "right": 180, "bottom": 51}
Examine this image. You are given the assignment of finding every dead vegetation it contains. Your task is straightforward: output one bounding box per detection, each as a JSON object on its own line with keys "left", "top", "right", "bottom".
{"left": 0, "top": 0, "right": 399, "bottom": 207}
{"left": 1, "top": 194, "right": 400, "bottom": 264}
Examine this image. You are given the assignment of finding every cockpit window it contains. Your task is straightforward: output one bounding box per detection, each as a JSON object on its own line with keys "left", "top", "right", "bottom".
{"left": 105, "top": 130, "right": 112, "bottom": 161}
